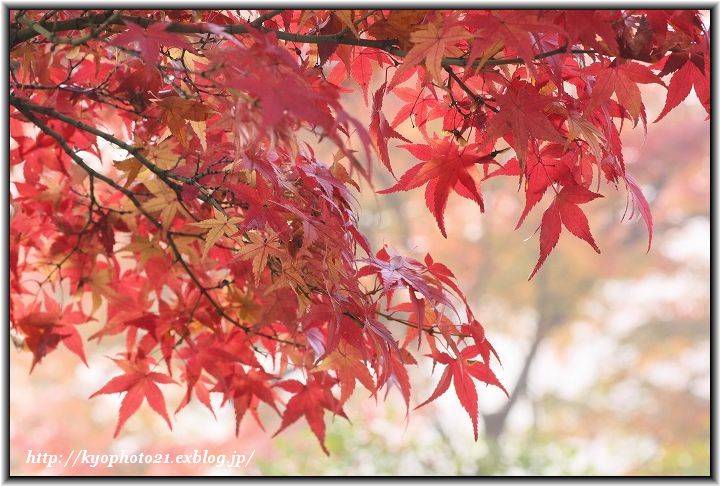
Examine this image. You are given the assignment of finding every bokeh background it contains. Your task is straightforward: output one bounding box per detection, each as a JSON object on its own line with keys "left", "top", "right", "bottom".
{"left": 10, "top": 42, "right": 710, "bottom": 476}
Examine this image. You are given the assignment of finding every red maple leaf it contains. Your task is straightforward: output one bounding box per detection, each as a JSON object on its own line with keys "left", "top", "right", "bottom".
{"left": 90, "top": 357, "right": 176, "bottom": 437}
{"left": 485, "top": 143, "right": 588, "bottom": 229}
{"left": 349, "top": 47, "right": 390, "bottom": 104}
{"left": 379, "top": 138, "right": 494, "bottom": 237}
{"left": 388, "top": 19, "right": 470, "bottom": 89}
{"left": 370, "top": 82, "right": 411, "bottom": 175}
{"left": 586, "top": 59, "right": 664, "bottom": 124}
{"left": 219, "top": 368, "right": 279, "bottom": 435}
{"left": 625, "top": 174, "right": 654, "bottom": 251}
{"left": 484, "top": 80, "right": 564, "bottom": 168}
{"left": 273, "top": 374, "right": 347, "bottom": 455}
{"left": 529, "top": 184, "right": 603, "bottom": 279}
{"left": 416, "top": 349, "right": 507, "bottom": 441}
{"left": 466, "top": 11, "right": 563, "bottom": 71}
{"left": 14, "top": 295, "right": 89, "bottom": 371}
{"left": 110, "top": 20, "right": 192, "bottom": 63}
{"left": 358, "top": 245, "right": 454, "bottom": 311}
{"left": 316, "top": 344, "right": 375, "bottom": 406}
{"left": 654, "top": 51, "right": 709, "bottom": 122}
{"left": 561, "top": 11, "right": 622, "bottom": 55}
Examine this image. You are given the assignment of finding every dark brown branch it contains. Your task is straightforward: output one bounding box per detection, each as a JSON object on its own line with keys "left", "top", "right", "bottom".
{"left": 11, "top": 12, "right": 595, "bottom": 70}
{"left": 12, "top": 102, "right": 160, "bottom": 226}
{"left": 9, "top": 97, "right": 228, "bottom": 215}
{"left": 482, "top": 325, "right": 544, "bottom": 441}
{"left": 14, "top": 9, "right": 121, "bottom": 46}
{"left": 445, "top": 66, "right": 499, "bottom": 113}
{"left": 376, "top": 311, "right": 470, "bottom": 339}
{"left": 249, "top": 9, "right": 283, "bottom": 28}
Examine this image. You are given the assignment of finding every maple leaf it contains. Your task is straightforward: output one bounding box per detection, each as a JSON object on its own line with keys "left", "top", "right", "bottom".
{"left": 349, "top": 50, "right": 374, "bottom": 104}
{"left": 14, "top": 298, "right": 89, "bottom": 371}
{"left": 379, "top": 138, "right": 492, "bottom": 237}
{"left": 208, "top": 39, "right": 341, "bottom": 134}
{"left": 416, "top": 349, "right": 507, "bottom": 441}
{"left": 315, "top": 344, "right": 375, "bottom": 405}
{"left": 110, "top": 20, "right": 192, "bottom": 64}
{"left": 332, "top": 10, "right": 359, "bottom": 38}
{"left": 485, "top": 143, "right": 586, "bottom": 230}
{"left": 385, "top": 348, "right": 413, "bottom": 413}
{"left": 393, "top": 301, "right": 444, "bottom": 349}
{"left": 625, "top": 174, "right": 653, "bottom": 251}
{"left": 461, "top": 321, "right": 502, "bottom": 366}
{"left": 654, "top": 51, "right": 708, "bottom": 122}
{"left": 337, "top": 47, "right": 391, "bottom": 104}
{"left": 466, "top": 11, "right": 562, "bottom": 72}
{"left": 368, "top": 10, "right": 427, "bottom": 50}
{"left": 565, "top": 113, "right": 606, "bottom": 163}
{"left": 90, "top": 358, "right": 176, "bottom": 437}
{"left": 80, "top": 264, "right": 121, "bottom": 314}
{"left": 215, "top": 367, "right": 279, "bottom": 435}
{"left": 273, "top": 374, "right": 347, "bottom": 455}
{"left": 175, "top": 374, "right": 216, "bottom": 418}
{"left": 157, "top": 97, "right": 213, "bottom": 147}
{"left": 113, "top": 156, "right": 144, "bottom": 186}
{"left": 529, "top": 184, "right": 603, "bottom": 279}
{"left": 233, "top": 230, "right": 285, "bottom": 285}
{"left": 562, "top": 10, "right": 622, "bottom": 55}
{"left": 190, "top": 208, "right": 242, "bottom": 257}
{"left": 388, "top": 20, "right": 471, "bottom": 89}
{"left": 586, "top": 60, "right": 664, "bottom": 125}
{"left": 367, "top": 10, "right": 427, "bottom": 50}
{"left": 369, "top": 83, "right": 411, "bottom": 175}
{"left": 359, "top": 246, "right": 454, "bottom": 311}
{"left": 484, "top": 80, "right": 564, "bottom": 169}
{"left": 142, "top": 182, "right": 185, "bottom": 230}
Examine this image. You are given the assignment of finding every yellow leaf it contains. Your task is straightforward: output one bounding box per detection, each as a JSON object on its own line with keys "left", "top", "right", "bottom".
{"left": 234, "top": 231, "right": 284, "bottom": 285}
{"left": 367, "top": 10, "right": 427, "bottom": 50}
{"left": 119, "top": 235, "right": 165, "bottom": 267}
{"left": 157, "top": 97, "right": 213, "bottom": 148}
{"left": 142, "top": 181, "right": 189, "bottom": 229}
{"left": 330, "top": 161, "right": 360, "bottom": 191}
{"left": 389, "top": 21, "right": 470, "bottom": 89}
{"left": 470, "top": 39, "right": 504, "bottom": 73}
{"left": 333, "top": 10, "right": 358, "bottom": 37}
{"left": 189, "top": 120, "right": 207, "bottom": 151}
{"left": 566, "top": 115, "right": 606, "bottom": 162}
{"left": 84, "top": 268, "right": 117, "bottom": 314}
{"left": 113, "top": 156, "right": 143, "bottom": 186}
{"left": 190, "top": 208, "right": 242, "bottom": 257}
{"left": 145, "top": 140, "right": 179, "bottom": 170}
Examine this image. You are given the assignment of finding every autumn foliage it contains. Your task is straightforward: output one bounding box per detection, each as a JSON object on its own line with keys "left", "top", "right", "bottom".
{"left": 9, "top": 10, "right": 709, "bottom": 453}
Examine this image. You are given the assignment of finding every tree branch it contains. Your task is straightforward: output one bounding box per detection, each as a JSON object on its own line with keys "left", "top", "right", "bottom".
{"left": 376, "top": 311, "right": 471, "bottom": 339}
{"left": 249, "top": 9, "right": 283, "bottom": 28}
{"left": 445, "top": 66, "right": 499, "bottom": 113}
{"left": 9, "top": 96, "right": 229, "bottom": 216}
{"left": 481, "top": 270, "right": 561, "bottom": 441}
{"left": 11, "top": 12, "right": 595, "bottom": 70}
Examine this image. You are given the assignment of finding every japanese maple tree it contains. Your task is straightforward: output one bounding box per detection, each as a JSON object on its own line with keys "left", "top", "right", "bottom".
{"left": 9, "top": 9, "right": 709, "bottom": 453}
